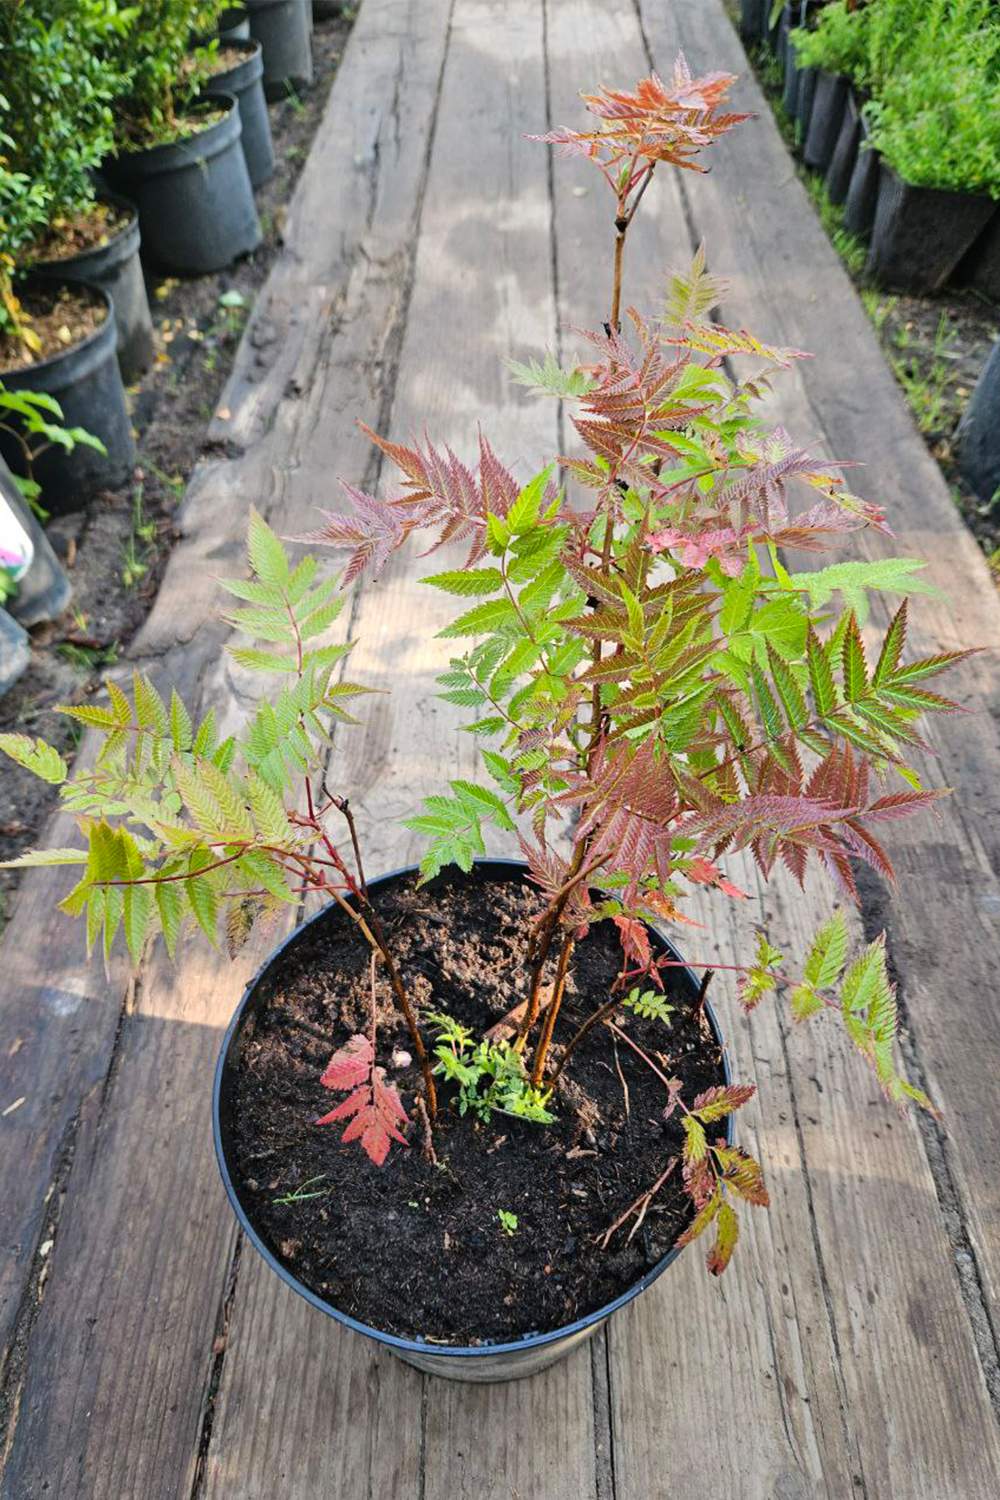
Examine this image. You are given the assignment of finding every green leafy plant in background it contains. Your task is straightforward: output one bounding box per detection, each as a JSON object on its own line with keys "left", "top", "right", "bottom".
{"left": 791, "top": 0, "right": 871, "bottom": 80}
{"left": 0, "top": 383, "right": 107, "bottom": 518}
{"left": 104, "top": 0, "right": 223, "bottom": 151}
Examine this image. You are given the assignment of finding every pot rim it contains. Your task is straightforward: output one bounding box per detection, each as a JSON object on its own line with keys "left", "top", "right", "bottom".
{"left": 0, "top": 277, "right": 115, "bottom": 382}
{"left": 30, "top": 192, "right": 140, "bottom": 276}
{"left": 213, "top": 856, "right": 734, "bottom": 1362}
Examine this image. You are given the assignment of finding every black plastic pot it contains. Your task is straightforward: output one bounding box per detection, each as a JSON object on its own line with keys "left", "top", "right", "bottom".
{"left": 843, "top": 113, "right": 880, "bottom": 238}
{"left": 0, "top": 281, "right": 135, "bottom": 514}
{"left": 312, "top": 0, "right": 341, "bottom": 17}
{"left": 247, "top": 0, "right": 313, "bottom": 101}
{"left": 867, "top": 165, "right": 995, "bottom": 294}
{"left": 31, "top": 195, "right": 154, "bottom": 383}
{"left": 825, "top": 88, "right": 861, "bottom": 207}
{"left": 0, "top": 457, "right": 72, "bottom": 626}
{"left": 0, "top": 608, "right": 29, "bottom": 700}
{"left": 958, "top": 340, "right": 1000, "bottom": 505}
{"left": 218, "top": 6, "right": 251, "bottom": 41}
{"left": 803, "top": 70, "right": 847, "bottom": 172}
{"left": 213, "top": 858, "right": 734, "bottom": 1383}
{"left": 957, "top": 208, "right": 1000, "bottom": 303}
{"left": 740, "top": 0, "right": 768, "bottom": 44}
{"left": 782, "top": 14, "right": 804, "bottom": 119}
{"left": 103, "top": 96, "right": 261, "bottom": 275}
{"left": 206, "top": 39, "right": 275, "bottom": 189}
{"left": 796, "top": 65, "right": 818, "bottom": 140}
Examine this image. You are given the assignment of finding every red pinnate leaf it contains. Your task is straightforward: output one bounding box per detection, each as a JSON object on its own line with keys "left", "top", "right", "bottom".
{"left": 320, "top": 1034, "right": 373, "bottom": 1092}
{"left": 692, "top": 1083, "right": 756, "bottom": 1122}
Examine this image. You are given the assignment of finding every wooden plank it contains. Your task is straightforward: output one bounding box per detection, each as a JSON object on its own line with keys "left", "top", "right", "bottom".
{"left": 203, "top": 5, "right": 602, "bottom": 1497}
{"left": 545, "top": 5, "right": 868, "bottom": 1495}
{"left": 622, "top": 0, "right": 1000, "bottom": 1493}
{"left": 0, "top": 2, "right": 455, "bottom": 1494}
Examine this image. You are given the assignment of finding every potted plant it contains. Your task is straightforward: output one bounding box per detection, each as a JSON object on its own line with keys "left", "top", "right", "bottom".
{"left": 101, "top": 0, "right": 262, "bottom": 275}
{"left": 201, "top": 36, "right": 275, "bottom": 189}
{"left": 245, "top": 0, "right": 313, "bottom": 101}
{"left": 790, "top": 1, "right": 868, "bottom": 171}
{"left": 1, "top": 1, "right": 156, "bottom": 383}
{"left": 864, "top": 24, "right": 1000, "bottom": 291}
{"left": 0, "top": 60, "right": 972, "bottom": 1380}
{"left": 0, "top": 5, "right": 137, "bottom": 502}
{"left": 216, "top": 5, "right": 251, "bottom": 42}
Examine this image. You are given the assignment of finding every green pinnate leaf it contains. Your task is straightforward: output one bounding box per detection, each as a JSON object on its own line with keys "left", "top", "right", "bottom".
{"left": 707, "top": 1198, "right": 739, "bottom": 1276}
{"left": 806, "top": 628, "right": 837, "bottom": 717}
{"left": 169, "top": 690, "right": 193, "bottom": 752}
{"left": 245, "top": 769, "right": 290, "bottom": 843}
{"left": 156, "top": 879, "right": 184, "bottom": 959}
{"left": 803, "top": 910, "right": 848, "bottom": 990}
{"left": 0, "top": 847, "right": 87, "bottom": 870}
{"left": 0, "top": 734, "right": 68, "bottom": 785}
{"left": 422, "top": 568, "right": 505, "bottom": 596}
{"left": 841, "top": 935, "right": 892, "bottom": 1015}
{"left": 123, "top": 881, "right": 154, "bottom": 964}
{"left": 790, "top": 982, "right": 825, "bottom": 1021}
{"left": 842, "top": 614, "right": 869, "bottom": 702}
{"left": 247, "top": 507, "right": 289, "bottom": 588}
{"left": 506, "top": 467, "right": 553, "bottom": 534}
{"left": 133, "top": 673, "right": 169, "bottom": 736}
{"left": 438, "top": 599, "right": 520, "bottom": 638}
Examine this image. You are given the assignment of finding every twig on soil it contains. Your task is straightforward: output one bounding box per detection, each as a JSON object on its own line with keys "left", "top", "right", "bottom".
{"left": 598, "top": 1155, "right": 678, "bottom": 1250}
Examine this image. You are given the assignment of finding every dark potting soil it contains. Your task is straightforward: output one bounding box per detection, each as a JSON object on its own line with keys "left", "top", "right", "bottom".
{"left": 28, "top": 201, "right": 133, "bottom": 264}
{"left": 226, "top": 871, "right": 726, "bottom": 1345}
{"left": 0, "top": 9, "right": 354, "bottom": 931}
{"left": 0, "top": 284, "right": 108, "bottom": 370}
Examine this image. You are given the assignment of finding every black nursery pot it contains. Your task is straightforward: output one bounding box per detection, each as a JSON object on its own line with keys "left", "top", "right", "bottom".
{"left": 218, "top": 5, "right": 251, "bottom": 41}
{"left": 957, "top": 339, "right": 1000, "bottom": 506}
{"left": 825, "top": 88, "right": 861, "bottom": 207}
{"left": 867, "top": 165, "right": 995, "bottom": 294}
{"left": 843, "top": 112, "right": 880, "bottom": 237}
{"left": 958, "top": 208, "right": 1000, "bottom": 303}
{"left": 247, "top": 0, "right": 314, "bottom": 101}
{"left": 103, "top": 96, "right": 261, "bottom": 275}
{"left": 312, "top": 0, "right": 341, "bottom": 17}
{"left": 803, "top": 70, "right": 848, "bottom": 172}
{"left": 0, "top": 280, "right": 135, "bottom": 514}
{"left": 213, "top": 858, "right": 734, "bottom": 1384}
{"left": 739, "top": 0, "right": 768, "bottom": 44}
{"left": 206, "top": 38, "right": 275, "bottom": 188}
{"left": 31, "top": 196, "right": 154, "bottom": 383}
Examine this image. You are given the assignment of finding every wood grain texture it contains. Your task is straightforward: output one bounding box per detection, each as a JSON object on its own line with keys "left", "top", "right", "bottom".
{"left": 205, "top": 3, "right": 598, "bottom": 1498}
{"left": 0, "top": 1, "right": 454, "bottom": 1495}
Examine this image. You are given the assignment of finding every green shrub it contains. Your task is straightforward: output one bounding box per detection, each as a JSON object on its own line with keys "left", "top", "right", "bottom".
{"left": 106, "top": 0, "right": 220, "bottom": 149}
{"left": 865, "top": 2, "right": 1000, "bottom": 194}
{"left": 0, "top": 2, "right": 131, "bottom": 240}
{"left": 791, "top": 1, "right": 871, "bottom": 82}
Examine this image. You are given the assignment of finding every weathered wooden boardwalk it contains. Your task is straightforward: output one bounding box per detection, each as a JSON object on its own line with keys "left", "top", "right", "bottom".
{"left": 3, "top": 1, "right": 1000, "bottom": 1495}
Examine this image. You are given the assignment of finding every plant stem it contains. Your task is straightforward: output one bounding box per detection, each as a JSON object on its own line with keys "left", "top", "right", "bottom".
{"left": 530, "top": 930, "right": 575, "bottom": 1086}
{"left": 547, "top": 992, "right": 623, "bottom": 1086}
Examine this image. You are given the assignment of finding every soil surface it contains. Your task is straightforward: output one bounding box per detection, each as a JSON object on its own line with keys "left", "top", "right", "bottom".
{"left": 0, "top": 9, "right": 354, "bottom": 930}
{"left": 0, "top": 285, "right": 108, "bottom": 370}
{"left": 223, "top": 869, "right": 726, "bottom": 1345}
{"left": 29, "top": 201, "right": 133, "bottom": 264}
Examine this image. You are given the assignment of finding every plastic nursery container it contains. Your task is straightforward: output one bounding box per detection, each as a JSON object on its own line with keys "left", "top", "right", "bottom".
{"left": 0, "top": 457, "right": 71, "bottom": 626}
{"left": 31, "top": 195, "right": 154, "bottom": 383}
{"left": 803, "top": 71, "right": 848, "bottom": 172}
{"left": 0, "top": 281, "right": 135, "bottom": 514}
{"left": 312, "top": 0, "right": 342, "bottom": 17}
{"left": 740, "top": 0, "right": 769, "bottom": 45}
{"left": 246, "top": 0, "right": 313, "bottom": 101}
{"left": 867, "top": 165, "right": 995, "bottom": 294}
{"left": 214, "top": 858, "right": 735, "bottom": 1383}
{"left": 958, "top": 340, "right": 1000, "bottom": 507}
{"left": 218, "top": 6, "right": 251, "bottom": 42}
{"left": 825, "top": 87, "right": 862, "bottom": 207}
{"left": 0, "top": 607, "right": 29, "bottom": 700}
{"left": 207, "top": 38, "right": 275, "bottom": 188}
{"left": 843, "top": 112, "right": 880, "bottom": 238}
{"left": 957, "top": 208, "right": 1000, "bottom": 303}
{"left": 103, "top": 96, "right": 261, "bottom": 275}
